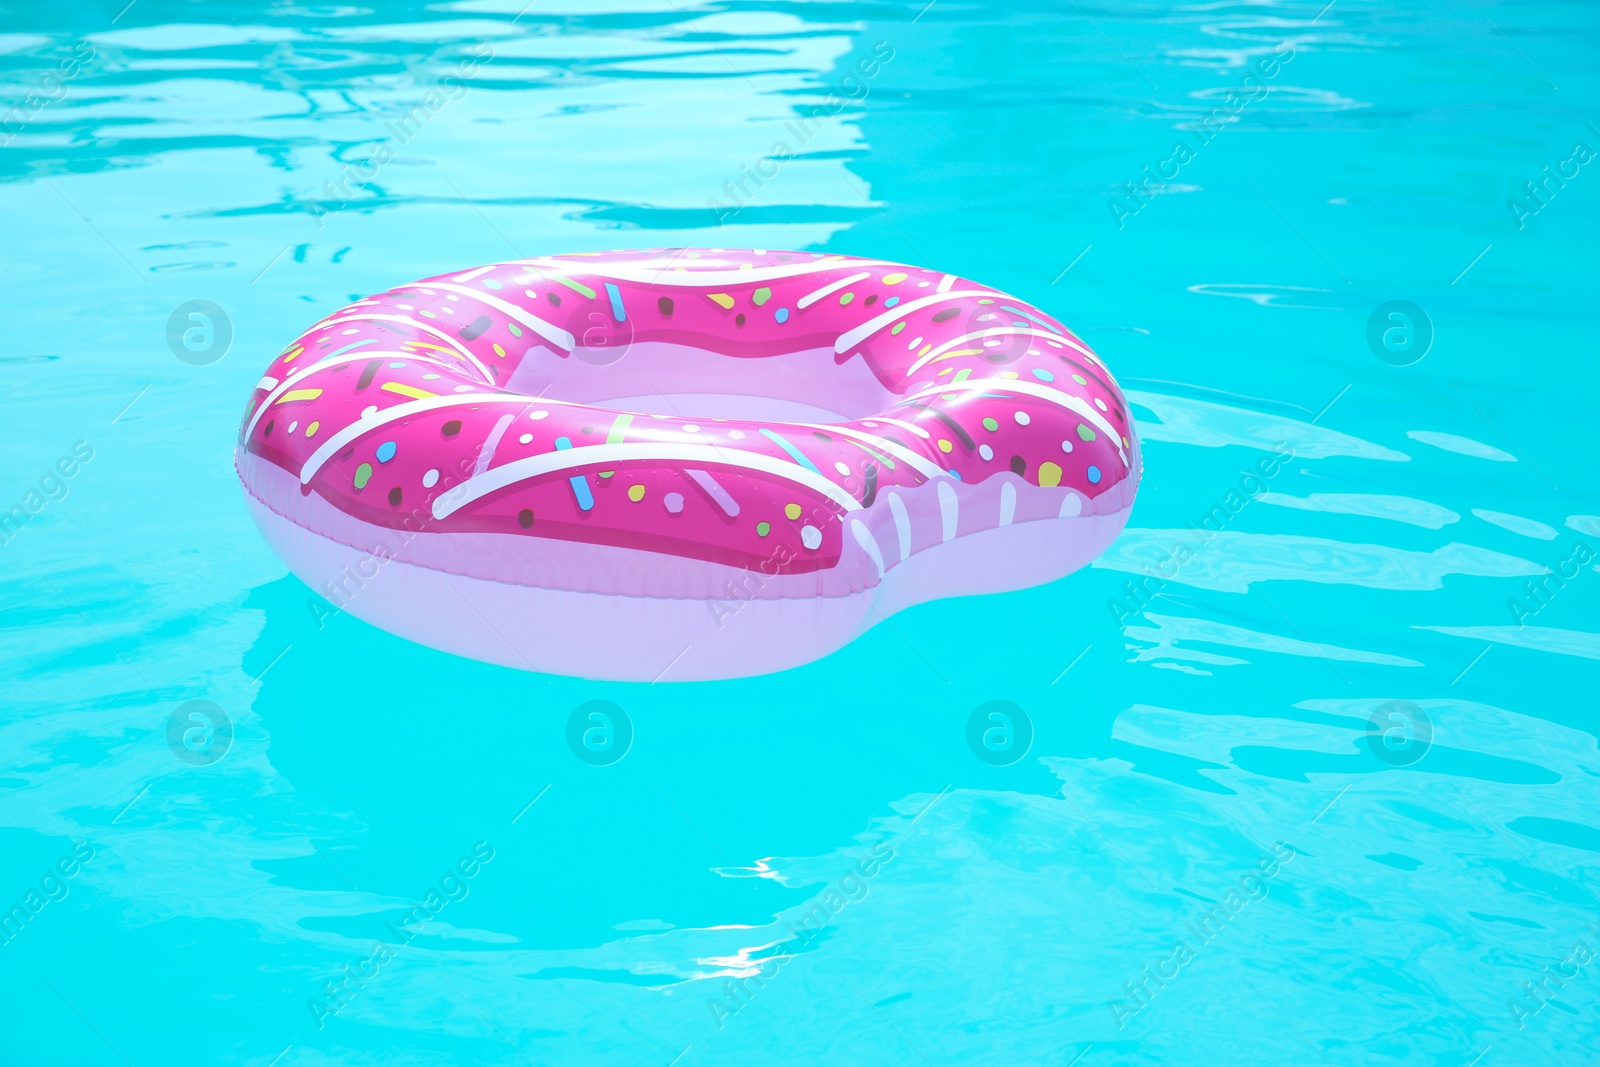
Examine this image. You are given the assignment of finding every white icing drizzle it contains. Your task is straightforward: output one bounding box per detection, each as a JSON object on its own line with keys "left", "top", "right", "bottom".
{"left": 399, "top": 282, "right": 575, "bottom": 352}
{"left": 834, "top": 290, "right": 993, "bottom": 354}
{"left": 797, "top": 271, "right": 872, "bottom": 309}
{"left": 937, "top": 480, "right": 958, "bottom": 542}
{"left": 433, "top": 442, "right": 864, "bottom": 520}
{"left": 887, "top": 492, "right": 912, "bottom": 560}
{"left": 851, "top": 519, "right": 885, "bottom": 579}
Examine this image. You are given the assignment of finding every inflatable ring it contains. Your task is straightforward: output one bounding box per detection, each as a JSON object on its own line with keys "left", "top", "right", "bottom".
{"left": 236, "top": 249, "right": 1141, "bottom": 680}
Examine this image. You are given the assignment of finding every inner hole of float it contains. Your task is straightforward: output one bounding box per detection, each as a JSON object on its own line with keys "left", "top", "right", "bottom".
{"left": 509, "top": 340, "right": 907, "bottom": 423}
{"left": 597, "top": 392, "right": 853, "bottom": 423}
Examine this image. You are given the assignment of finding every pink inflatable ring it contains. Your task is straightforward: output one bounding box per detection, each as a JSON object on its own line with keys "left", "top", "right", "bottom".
{"left": 236, "top": 249, "right": 1141, "bottom": 680}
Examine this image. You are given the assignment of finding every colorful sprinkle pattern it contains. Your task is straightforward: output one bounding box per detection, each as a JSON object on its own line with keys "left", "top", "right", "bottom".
{"left": 237, "top": 249, "right": 1141, "bottom": 578}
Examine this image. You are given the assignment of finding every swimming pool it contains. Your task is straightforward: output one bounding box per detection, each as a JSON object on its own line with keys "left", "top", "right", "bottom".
{"left": 2, "top": 1, "right": 1597, "bottom": 1063}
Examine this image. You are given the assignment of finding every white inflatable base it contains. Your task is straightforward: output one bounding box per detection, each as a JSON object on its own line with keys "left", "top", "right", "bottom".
{"left": 245, "top": 491, "right": 1131, "bottom": 682}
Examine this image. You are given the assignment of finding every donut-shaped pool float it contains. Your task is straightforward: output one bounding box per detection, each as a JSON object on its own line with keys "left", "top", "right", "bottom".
{"left": 236, "top": 249, "right": 1141, "bottom": 680}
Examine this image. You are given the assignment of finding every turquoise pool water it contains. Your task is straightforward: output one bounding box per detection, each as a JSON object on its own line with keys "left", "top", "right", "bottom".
{"left": 3, "top": 1, "right": 1598, "bottom": 1063}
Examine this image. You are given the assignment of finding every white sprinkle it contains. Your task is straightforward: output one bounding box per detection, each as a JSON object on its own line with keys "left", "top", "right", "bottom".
{"left": 286, "top": 421, "right": 297, "bottom": 434}
{"left": 441, "top": 306, "right": 454, "bottom": 314}
{"left": 361, "top": 405, "right": 377, "bottom": 419}
{"left": 979, "top": 444, "right": 993, "bottom": 461}
{"left": 530, "top": 410, "right": 549, "bottom": 420}
{"left": 728, "top": 429, "right": 745, "bottom": 439}
{"left": 907, "top": 335, "right": 923, "bottom": 349}
{"left": 801, "top": 525, "right": 822, "bottom": 550}
{"left": 683, "top": 424, "right": 700, "bottom": 433}
{"left": 519, "top": 433, "right": 533, "bottom": 444}
{"left": 397, "top": 303, "right": 414, "bottom": 311}
{"left": 341, "top": 328, "right": 359, "bottom": 335}
{"left": 832, "top": 460, "right": 850, "bottom": 476}
{"left": 452, "top": 385, "right": 474, "bottom": 393}
{"left": 1094, "top": 397, "right": 1108, "bottom": 411}
{"left": 446, "top": 293, "right": 459, "bottom": 301}
{"left": 423, "top": 469, "right": 439, "bottom": 488}
{"left": 1061, "top": 440, "right": 1074, "bottom": 453}
{"left": 1014, "top": 411, "right": 1031, "bottom": 426}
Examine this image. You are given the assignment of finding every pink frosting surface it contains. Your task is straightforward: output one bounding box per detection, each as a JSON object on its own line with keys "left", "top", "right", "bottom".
{"left": 235, "top": 249, "right": 1141, "bottom": 584}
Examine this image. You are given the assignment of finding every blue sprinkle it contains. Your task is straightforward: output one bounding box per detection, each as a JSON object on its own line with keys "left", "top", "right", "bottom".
{"left": 1087, "top": 465, "right": 1102, "bottom": 484}
{"left": 1032, "top": 368, "right": 1054, "bottom": 381}
{"left": 757, "top": 428, "right": 820, "bottom": 474}
{"left": 375, "top": 440, "right": 397, "bottom": 463}
{"left": 387, "top": 361, "right": 406, "bottom": 368}
{"left": 605, "top": 282, "right": 626, "bottom": 323}
{"left": 483, "top": 279, "right": 503, "bottom": 290}
{"left": 884, "top": 297, "right": 899, "bottom": 308}
{"left": 325, "top": 338, "right": 376, "bottom": 360}
{"left": 948, "top": 469, "right": 961, "bottom": 480}
{"left": 1001, "top": 304, "right": 1065, "bottom": 336}
{"left": 775, "top": 307, "right": 790, "bottom": 324}
{"left": 552, "top": 436, "right": 592, "bottom": 509}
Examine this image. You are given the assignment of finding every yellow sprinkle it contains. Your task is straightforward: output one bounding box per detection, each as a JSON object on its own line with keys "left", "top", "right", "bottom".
{"left": 708, "top": 293, "right": 735, "bottom": 309}
{"left": 281, "top": 345, "right": 303, "bottom": 363}
{"left": 492, "top": 343, "right": 505, "bottom": 357}
{"left": 917, "top": 344, "right": 931, "bottom": 357}
{"left": 941, "top": 348, "right": 983, "bottom": 359}
{"left": 784, "top": 503, "right": 802, "bottom": 520}
{"left": 938, "top": 439, "right": 953, "bottom": 453}
{"left": 305, "top": 421, "right": 320, "bottom": 436}
{"left": 937, "top": 367, "right": 954, "bottom": 376}
{"left": 882, "top": 272, "right": 907, "bottom": 285}
{"left": 628, "top": 484, "right": 646, "bottom": 502}
{"left": 275, "top": 388, "right": 323, "bottom": 403}
{"left": 380, "top": 381, "right": 438, "bottom": 400}
{"left": 1001, "top": 371, "right": 1019, "bottom": 379}
{"left": 1038, "top": 461, "right": 1062, "bottom": 488}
